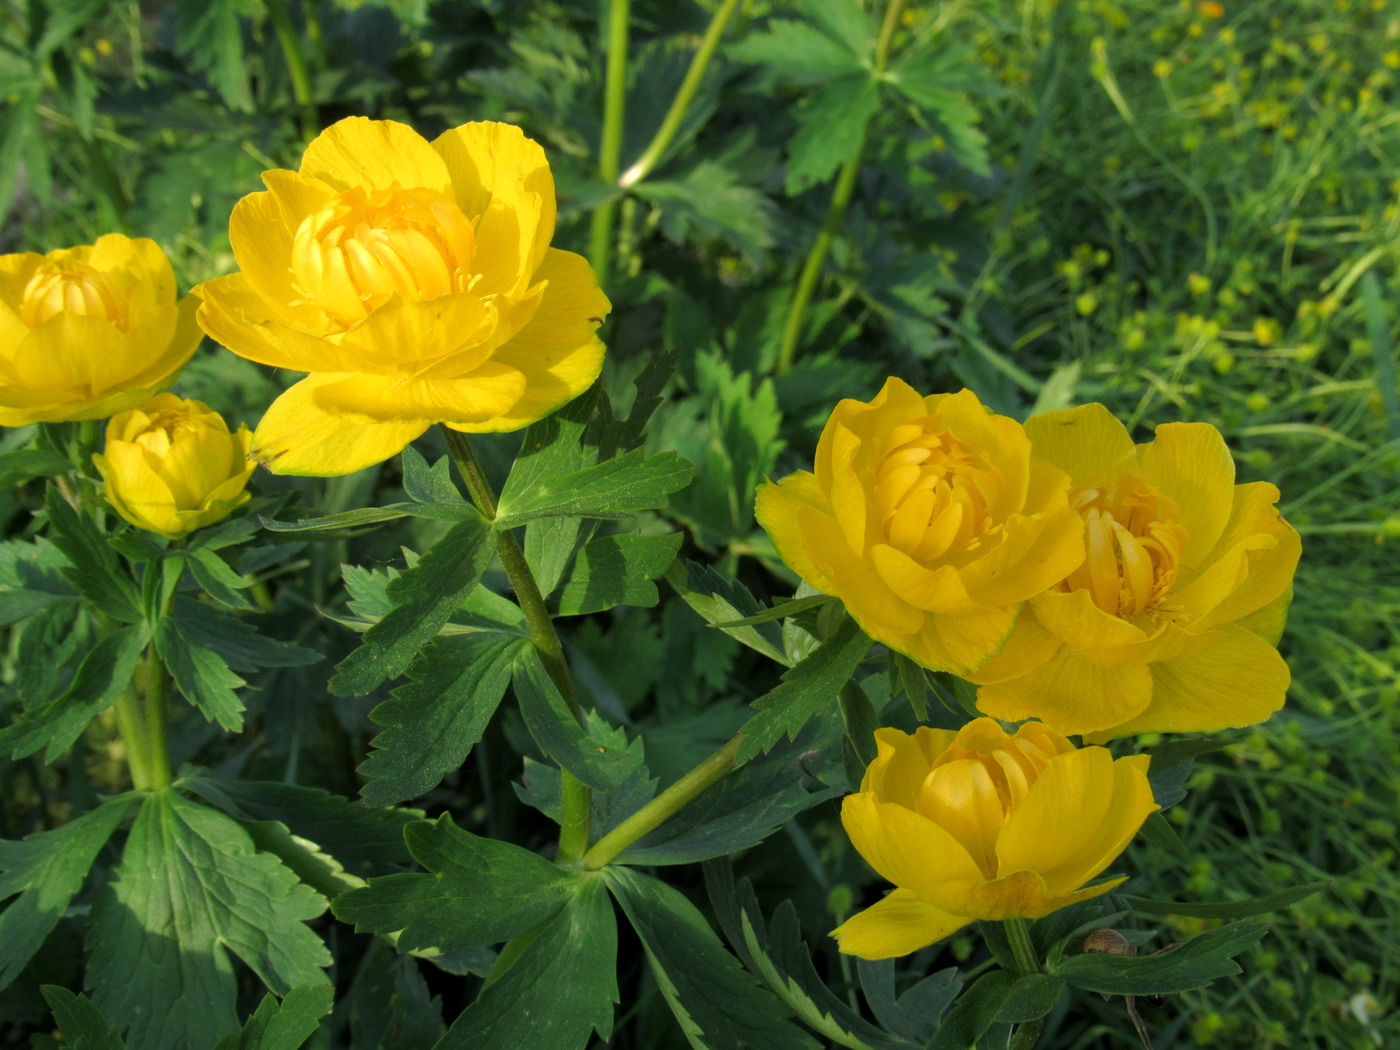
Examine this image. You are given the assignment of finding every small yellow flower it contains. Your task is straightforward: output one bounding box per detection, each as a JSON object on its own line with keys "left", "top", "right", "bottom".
{"left": 756, "top": 379, "right": 1084, "bottom": 674}
{"left": 833, "top": 719, "right": 1157, "bottom": 960}
{"left": 195, "top": 117, "right": 610, "bottom": 476}
{"left": 95, "top": 394, "right": 255, "bottom": 540}
{"left": 969, "top": 405, "right": 1300, "bottom": 739}
{"left": 0, "top": 234, "right": 200, "bottom": 426}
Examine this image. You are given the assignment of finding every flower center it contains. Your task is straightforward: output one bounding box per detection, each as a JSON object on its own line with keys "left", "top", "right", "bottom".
{"left": 873, "top": 416, "right": 997, "bottom": 561}
{"left": 290, "top": 184, "right": 477, "bottom": 330}
{"left": 20, "top": 261, "right": 126, "bottom": 330}
{"left": 1060, "top": 474, "right": 1189, "bottom": 618}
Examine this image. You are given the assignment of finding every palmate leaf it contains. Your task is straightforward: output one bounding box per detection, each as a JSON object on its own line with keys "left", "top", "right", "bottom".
{"left": 45, "top": 488, "right": 140, "bottom": 624}
{"left": 551, "top": 532, "right": 683, "bottom": 616}
{"left": 171, "top": 0, "right": 254, "bottom": 110}
{"left": 333, "top": 816, "right": 582, "bottom": 953}
{"left": 785, "top": 74, "right": 880, "bottom": 195}
{"left": 728, "top": 18, "right": 865, "bottom": 86}
{"left": 605, "top": 867, "right": 817, "bottom": 1050}
{"left": 170, "top": 596, "right": 321, "bottom": 673}
{"left": 633, "top": 160, "right": 778, "bottom": 268}
{"left": 210, "top": 985, "right": 335, "bottom": 1050}
{"left": 357, "top": 633, "right": 525, "bottom": 806}
{"left": 436, "top": 879, "right": 617, "bottom": 1050}
{"left": 154, "top": 616, "right": 247, "bottom": 731}
{"left": 494, "top": 448, "right": 693, "bottom": 529}
{"left": 1053, "top": 920, "right": 1270, "bottom": 995}
{"left": 668, "top": 562, "right": 788, "bottom": 665}
{"left": 0, "top": 536, "right": 78, "bottom": 627}
{"left": 87, "top": 791, "right": 330, "bottom": 1050}
{"left": 0, "top": 794, "right": 141, "bottom": 991}
{"left": 40, "top": 986, "right": 125, "bottom": 1050}
{"left": 886, "top": 44, "right": 992, "bottom": 176}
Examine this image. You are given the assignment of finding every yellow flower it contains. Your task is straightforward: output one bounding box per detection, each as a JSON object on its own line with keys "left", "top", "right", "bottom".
{"left": 755, "top": 379, "right": 1083, "bottom": 674}
{"left": 0, "top": 234, "right": 200, "bottom": 426}
{"left": 195, "top": 117, "right": 610, "bottom": 476}
{"left": 969, "top": 404, "right": 1301, "bottom": 739}
{"left": 95, "top": 394, "right": 255, "bottom": 540}
{"left": 834, "top": 719, "right": 1156, "bottom": 960}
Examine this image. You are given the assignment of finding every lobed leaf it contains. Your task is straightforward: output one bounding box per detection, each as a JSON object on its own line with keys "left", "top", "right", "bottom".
{"left": 1053, "top": 920, "right": 1270, "bottom": 995}
{"left": 552, "top": 532, "right": 683, "bottom": 616}
{"left": 494, "top": 448, "right": 694, "bottom": 529}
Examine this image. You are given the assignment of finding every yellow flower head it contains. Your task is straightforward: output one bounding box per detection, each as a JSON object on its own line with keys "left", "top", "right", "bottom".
{"left": 755, "top": 378, "right": 1084, "bottom": 674}
{"left": 834, "top": 719, "right": 1156, "bottom": 960}
{"left": 970, "top": 404, "right": 1301, "bottom": 739}
{"left": 0, "top": 234, "right": 201, "bottom": 426}
{"left": 95, "top": 393, "right": 255, "bottom": 540}
{"left": 195, "top": 116, "right": 611, "bottom": 476}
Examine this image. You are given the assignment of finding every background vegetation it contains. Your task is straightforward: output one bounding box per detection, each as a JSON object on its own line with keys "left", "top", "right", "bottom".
{"left": 1, "top": 0, "right": 1395, "bottom": 1046}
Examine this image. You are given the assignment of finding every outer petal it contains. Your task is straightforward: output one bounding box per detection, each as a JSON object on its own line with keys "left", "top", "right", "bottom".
{"left": 799, "top": 508, "right": 924, "bottom": 635}
{"left": 862, "top": 726, "right": 959, "bottom": 806}
{"left": 898, "top": 606, "right": 1018, "bottom": 676}
{"left": 966, "top": 612, "right": 1062, "bottom": 685}
{"left": 251, "top": 376, "right": 430, "bottom": 476}
{"left": 1137, "top": 422, "right": 1236, "bottom": 566}
{"left": 196, "top": 273, "right": 368, "bottom": 373}
{"left": 298, "top": 117, "right": 451, "bottom": 195}
{"left": 952, "top": 870, "right": 1128, "bottom": 920}
{"left": 310, "top": 366, "right": 528, "bottom": 425}
{"left": 974, "top": 644, "right": 1153, "bottom": 736}
{"left": 1091, "top": 625, "right": 1289, "bottom": 738}
{"left": 1186, "top": 484, "right": 1301, "bottom": 630}
{"left": 840, "top": 793, "right": 985, "bottom": 898}
{"left": 959, "top": 506, "right": 1085, "bottom": 606}
{"left": 832, "top": 889, "right": 970, "bottom": 960}
{"left": 1032, "top": 587, "right": 1146, "bottom": 650}
{"left": 1025, "top": 403, "right": 1136, "bottom": 487}
{"left": 447, "top": 248, "right": 609, "bottom": 433}
{"left": 870, "top": 544, "right": 982, "bottom": 616}
{"left": 227, "top": 180, "right": 336, "bottom": 333}
{"left": 997, "top": 750, "right": 1156, "bottom": 895}
{"left": 755, "top": 472, "right": 838, "bottom": 595}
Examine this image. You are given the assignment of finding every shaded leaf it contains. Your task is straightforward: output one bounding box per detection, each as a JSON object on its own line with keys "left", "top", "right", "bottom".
{"left": 786, "top": 74, "right": 880, "bottom": 195}
{"left": 1129, "top": 881, "right": 1328, "bottom": 920}
{"left": 494, "top": 449, "right": 693, "bottom": 529}
{"left": 552, "top": 533, "right": 683, "bottom": 616}
{"left": 40, "top": 986, "right": 125, "bottom": 1050}
{"left": 45, "top": 488, "right": 140, "bottom": 623}
{"left": 211, "top": 985, "right": 335, "bottom": 1050}
{"left": 1054, "top": 920, "right": 1270, "bottom": 995}
{"left": 155, "top": 616, "right": 247, "bottom": 731}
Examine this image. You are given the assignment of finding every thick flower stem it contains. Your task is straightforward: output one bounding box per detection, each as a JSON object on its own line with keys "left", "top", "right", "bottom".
{"left": 440, "top": 427, "right": 591, "bottom": 862}
{"left": 774, "top": 0, "right": 909, "bottom": 376}
{"left": 143, "top": 647, "right": 172, "bottom": 790}
{"left": 587, "top": 0, "right": 631, "bottom": 288}
{"left": 582, "top": 733, "right": 743, "bottom": 869}
{"left": 1004, "top": 917, "right": 1046, "bottom": 1050}
{"left": 112, "top": 686, "right": 152, "bottom": 791}
{"left": 618, "top": 0, "right": 744, "bottom": 189}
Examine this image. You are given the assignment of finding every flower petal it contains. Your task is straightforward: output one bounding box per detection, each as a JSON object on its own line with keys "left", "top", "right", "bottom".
{"left": 251, "top": 376, "right": 430, "bottom": 476}
{"left": 1137, "top": 422, "right": 1236, "bottom": 567}
{"left": 840, "top": 793, "right": 984, "bottom": 898}
{"left": 755, "top": 471, "right": 838, "bottom": 595}
{"left": 228, "top": 177, "right": 337, "bottom": 333}
{"left": 959, "top": 505, "right": 1085, "bottom": 606}
{"left": 966, "top": 613, "right": 1062, "bottom": 685}
{"left": 1090, "top": 624, "right": 1289, "bottom": 738}
{"left": 870, "top": 544, "right": 981, "bottom": 615}
{"left": 952, "top": 870, "right": 1128, "bottom": 920}
{"left": 974, "top": 644, "right": 1153, "bottom": 736}
{"left": 900, "top": 606, "right": 1018, "bottom": 676}
{"left": 832, "top": 889, "right": 970, "bottom": 960}
{"left": 1184, "top": 483, "right": 1301, "bottom": 630}
{"left": 310, "top": 366, "right": 528, "bottom": 425}
{"left": 1032, "top": 587, "right": 1147, "bottom": 650}
{"left": 299, "top": 117, "right": 451, "bottom": 195}
{"left": 196, "top": 274, "right": 367, "bottom": 373}
{"left": 1025, "top": 403, "right": 1136, "bottom": 487}
{"left": 862, "top": 727, "right": 959, "bottom": 807}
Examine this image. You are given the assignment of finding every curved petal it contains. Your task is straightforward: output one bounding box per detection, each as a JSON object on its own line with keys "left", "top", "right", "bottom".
{"left": 446, "top": 248, "right": 609, "bottom": 433}
{"left": 840, "top": 793, "right": 985, "bottom": 897}
{"left": 960, "top": 506, "right": 1085, "bottom": 606}
{"left": 299, "top": 117, "right": 451, "bottom": 195}
{"left": 1032, "top": 587, "right": 1147, "bottom": 650}
{"left": 965, "top": 613, "right": 1061, "bottom": 685}
{"left": 228, "top": 182, "right": 335, "bottom": 333}
{"left": 930, "top": 388, "right": 1032, "bottom": 518}
{"left": 196, "top": 273, "right": 367, "bottom": 373}
{"left": 1091, "top": 625, "right": 1289, "bottom": 739}
{"left": 433, "top": 121, "right": 557, "bottom": 281}
{"left": 869, "top": 544, "right": 981, "bottom": 616}
{"left": 755, "top": 471, "right": 838, "bottom": 596}
{"left": 251, "top": 376, "right": 430, "bottom": 476}
{"left": 310, "top": 365, "right": 528, "bottom": 425}
{"left": 863, "top": 726, "right": 958, "bottom": 806}
{"left": 997, "top": 749, "right": 1155, "bottom": 895}
{"left": 1137, "top": 422, "right": 1236, "bottom": 567}
{"left": 948, "top": 869, "right": 1128, "bottom": 920}
{"left": 898, "top": 606, "right": 1018, "bottom": 676}
{"left": 1187, "top": 484, "right": 1300, "bottom": 630}
{"left": 337, "top": 292, "right": 495, "bottom": 373}
{"left": 974, "top": 644, "right": 1153, "bottom": 737}
{"left": 832, "top": 889, "right": 970, "bottom": 960}
{"left": 1025, "top": 403, "right": 1136, "bottom": 487}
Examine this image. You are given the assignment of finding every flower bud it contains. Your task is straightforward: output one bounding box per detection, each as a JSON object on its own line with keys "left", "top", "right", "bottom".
{"left": 95, "top": 394, "right": 255, "bottom": 539}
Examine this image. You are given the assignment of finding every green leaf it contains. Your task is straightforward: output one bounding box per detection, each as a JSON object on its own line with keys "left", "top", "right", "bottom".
{"left": 667, "top": 562, "right": 788, "bottom": 666}
{"left": 926, "top": 970, "right": 1016, "bottom": 1050}
{"left": 552, "top": 533, "right": 682, "bottom": 616}
{"left": 1129, "top": 881, "right": 1328, "bottom": 920}
{"left": 729, "top": 19, "right": 864, "bottom": 85}
{"left": 0, "top": 795, "right": 141, "bottom": 991}
{"left": 634, "top": 160, "right": 778, "bottom": 268}
{"left": 886, "top": 45, "right": 992, "bottom": 175}
{"left": 0, "top": 536, "right": 78, "bottom": 627}
{"left": 11, "top": 602, "right": 82, "bottom": 705}
{"left": 494, "top": 448, "right": 693, "bottom": 529}
{"left": 995, "top": 973, "right": 1064, "bottom": 1023}
{"left": 1135, "top": 810, "right": 1190, "bottom": 857}
{"left": 331, "top": 512, "right": 494, "bottom": 696}
{"left": 794, "top": 0, "right": 871, "bottom": 55}
{"left": 708, "top": 594, "right": 836, "bottom": 630}
{"left": 0, "top": 624, "right": 149, "bottom": 762}
{"left": 87, "top": 791, "right": 330, "bottom": 1050}
{"left": 169, "top": 596, "right": 321, "bottom": 672}
{"left": 785, "top": 74, "right": 880, "bottom": 195}
{"left": 512, "top": 651, "right": 644, "bottom": 792}
{"left": 344, "top": 942, "right": 444, "bottom": 1050}
{"left": 0, "top": 448, "right": 69, "bottom": 488}
{"left": 187, "top": 548, "right": 255, "bottom": 611}
{"left": 154, "top": 616, "right": 247, "bottom": 731}
{"left": 333, "top": 816, "right": 582, "bottom": 952}
{"left": 45, "top": 488, "right": 140, "bottom": 623}
{"left": 260, "top": 503, "right": 473, "bottom": 533}
{"left": 513, "top": 720, "right": 659, "bottom": 837}
{"left": 171, "top": 0, "right": 253, "bottom": 109}
{"left": 400, "top": 446, "right": 464, "bottom": 506}
{"left": 605, "top": 867, "right": 818, "bottom": 1050}
{"left": 211, "top": 985, "right": 335, "bottom": 1050}
{"left": 181, "top": 777, "right": 420, "bottom": 878}
{"left": 1053, "top": 920, "right": 1270, "bottom": 995}
{"left": 855, "top": 957, "right": 960, "bottom": 1045}
{"left": 40, "top": 986, "right": 125, "bottom": 1050}
{"left": 358, "top": 633, "right": 524, "bottom": 805}
{"left": 437, "top": 878, "right": 617, "bottom": 1050}
{"left": 736, "top": 619, "right": 872, "bottom": 762}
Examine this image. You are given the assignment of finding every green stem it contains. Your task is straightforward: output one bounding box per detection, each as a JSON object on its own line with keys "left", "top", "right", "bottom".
{"left": 262, "top": 0, "right": 316, "bottom": 138}
{"left": 774, "top": 0, "right": 909, "bottom": 376}
{"left": 1004, "top": 917, "right": 1045, "bottom": 1050}
{"left": 112, "top": 685, "right": 152, "bottom": 791}
{"left": 143, "top": 648, "right": 172, "bottom": 790}
{"left": 618, "top": 0, "right": 744, "bottom": 188}
{"left": 582, "top": 733, "right": 743, "bottom": 869}
{"left": 440, "top": 428, "right": 592, "bottom": 862}
{"left": 588, "top": 0, "right": 632, "bottom": 288}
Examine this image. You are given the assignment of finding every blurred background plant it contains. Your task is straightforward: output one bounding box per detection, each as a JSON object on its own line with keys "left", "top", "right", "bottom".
{"left": 0, "top": 0, "right": 1395, "bottom": 1047}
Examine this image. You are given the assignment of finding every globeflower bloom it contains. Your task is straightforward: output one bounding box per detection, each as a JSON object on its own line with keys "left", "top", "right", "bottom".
{"left": 833, "top": 719, "right": 1156, "bottom": 960}
{"left": 755, "top": 379, "right": 1083, "bottom": 674}
{"left": 969, "top": 404, "right": 1301, "bottom": 739}
{"left": 0, "top": 234, "right": 200, "bottom": 426}
{"left": 95, "top": 394, "right": 254, "bottom": 540}
{"left": 195, "top": 116, "right": 610, "bottom": 476}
